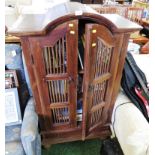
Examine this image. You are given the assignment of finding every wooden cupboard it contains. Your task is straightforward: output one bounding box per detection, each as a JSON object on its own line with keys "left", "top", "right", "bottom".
{"left": 8, "top": 2, "right": 141, "bottom": 146}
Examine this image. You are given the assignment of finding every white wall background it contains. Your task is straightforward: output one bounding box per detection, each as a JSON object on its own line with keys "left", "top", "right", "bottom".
{"left": 5, "top": 0, "right": 69, "bottom": 28}
{"left": 5, "top": 0, "right": 69, "bottom": 6}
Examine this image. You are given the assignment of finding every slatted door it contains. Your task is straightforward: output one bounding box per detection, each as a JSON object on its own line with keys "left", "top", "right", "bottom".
{"left": 29, "top": 20, "right": 78, "bottom": 131}
{"left": 82, "top": 24, "right": 123, "bottom": 138}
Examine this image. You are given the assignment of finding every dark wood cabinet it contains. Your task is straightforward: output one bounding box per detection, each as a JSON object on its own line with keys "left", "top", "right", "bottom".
{"left": 8, "top": 2, "right": 141, "bottom": 146}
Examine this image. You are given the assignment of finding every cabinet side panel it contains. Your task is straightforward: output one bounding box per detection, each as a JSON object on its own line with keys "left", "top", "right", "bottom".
{"left": 20, "top": 37, "right": 46, "bottom": 131}
{"left": 101, "top": 33, "right": 124, "bottom": 125}
{"left": 107, "top": 33, "right": 130, "bottom": 123}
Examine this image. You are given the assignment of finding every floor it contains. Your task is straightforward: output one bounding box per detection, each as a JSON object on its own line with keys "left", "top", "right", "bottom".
{"left": 42, "top": 139, "right": 102, "bottom": 155}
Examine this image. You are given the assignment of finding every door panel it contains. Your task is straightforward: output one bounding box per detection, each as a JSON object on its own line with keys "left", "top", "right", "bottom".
{"left": 83, "top": 24, "right": 121, "bottom": 138}
{"left": 29, "top": 20, "right": 78, "bottom": 131}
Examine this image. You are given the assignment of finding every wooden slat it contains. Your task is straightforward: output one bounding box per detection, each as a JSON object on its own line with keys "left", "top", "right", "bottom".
{"left": 92, "top": 73, "right": 111, "bottom": 85}
{"left": 47, "top": 80, "right": 53, "bottom": 102}
{"left": 90, "top": 101, "right": 105, "bottom": 113}
{"left": 51, "top": 47, "right": 55, "bottom": 74}
{"left": 50, "top": 102, "right": 69, "bottom": 108}
{"left": 45, "top": 73, "right": 69, "bottom": 80}
{"left": 59, "top": 39, "right": 62, "bottom": 73}
{"left": 48, "top": 47, "right": 52, "bottom": 73}
{"left": 43, "top": 47, "right": 48, "bottom": 74}
{"left": 89, "top": 121, "right": 102, "bottom": 133}
{"left": 62, "top": 37, "right": 65, "bottom": 73}
{"left": 51, "top": 81, "right": 56, "bottom": 102}
{"left": 55, "top": 42, "right": 58, "bottom": 73}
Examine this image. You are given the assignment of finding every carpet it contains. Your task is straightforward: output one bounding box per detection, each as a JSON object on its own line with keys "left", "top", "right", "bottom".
{"left": 42, "top": 139, "right": 102, "bottom": 155}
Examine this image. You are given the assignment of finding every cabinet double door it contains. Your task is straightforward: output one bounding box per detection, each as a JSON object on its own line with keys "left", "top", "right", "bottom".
{"left": 29, "top": 19, "right": 121, "bottom": 139}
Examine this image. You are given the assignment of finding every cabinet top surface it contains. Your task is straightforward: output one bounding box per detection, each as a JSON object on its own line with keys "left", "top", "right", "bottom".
{"left": 8, "top": 2, "right": 142, "bottom": 36}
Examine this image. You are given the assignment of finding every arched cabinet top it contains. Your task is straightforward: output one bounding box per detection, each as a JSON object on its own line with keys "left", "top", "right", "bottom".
{"left": 8, "top": 2, "right": 142, "bottom": 36}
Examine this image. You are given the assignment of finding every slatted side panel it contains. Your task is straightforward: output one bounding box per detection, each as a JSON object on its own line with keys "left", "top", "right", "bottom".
{"left": 43, "top": 36, "right": 67, "bottom": 74}
{"left": 90, "top": 108, "right": 103, "bottom": 127}
{"left": 42, "top": 35, "right": 70, "bottom": 126}
{"left": 47, "top": 80, "right": 69, "bottom": 103}
{"left": 92, "top": 81, "right": 107, "bottom": 106}
{"left": 51, "top": 106, "right": 69, "bottom": 124}
{"left": 43, "top": 36, "right": 69, "bottom": 126}
{"left": 47, "top": 79, "right": 70, "bottom": 126}
{"left": 94, "top": 37, "right": 112, "bottom": 78}
{"left": 89, "top": 37, "right": 113, "bottom": 128}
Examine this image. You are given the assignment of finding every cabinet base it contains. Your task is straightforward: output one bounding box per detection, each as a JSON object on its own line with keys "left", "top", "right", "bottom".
{"left": 41, "top": 126, "right": 111, "bottom": 146}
